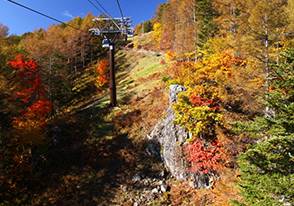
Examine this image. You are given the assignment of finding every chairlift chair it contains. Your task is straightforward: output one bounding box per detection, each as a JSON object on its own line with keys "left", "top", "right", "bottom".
{"left": 127, "top": 31, "right": 134, "bottom": 38}
{"left": 102, "top": 39, "right": 110, "bottom": 48}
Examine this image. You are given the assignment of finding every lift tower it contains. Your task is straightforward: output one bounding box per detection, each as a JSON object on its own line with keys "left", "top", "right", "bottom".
{"left": 90, "top": 16, "right": 133, "bottom": 107}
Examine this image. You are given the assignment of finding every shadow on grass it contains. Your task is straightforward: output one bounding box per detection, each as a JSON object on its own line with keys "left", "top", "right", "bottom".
{"left": 20, "top": 48, "right": 167, "bottom": 205}
{"left": 27, "top": 106, "right": 123, "bottom": 204}
{"left": 28, "top": 95, "right": 163, "bottom": 205}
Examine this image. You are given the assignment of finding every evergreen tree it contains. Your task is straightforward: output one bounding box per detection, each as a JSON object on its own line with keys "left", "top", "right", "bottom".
{"left": 231, "top": 48, "right": 294, "bottom": 205}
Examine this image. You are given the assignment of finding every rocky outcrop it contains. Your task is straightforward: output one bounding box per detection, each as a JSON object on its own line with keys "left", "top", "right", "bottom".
{"left": 148, "top": 85, "right": 210, "bottom": 189}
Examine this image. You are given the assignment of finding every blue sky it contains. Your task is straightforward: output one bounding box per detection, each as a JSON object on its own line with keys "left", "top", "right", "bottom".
{"left": 0, "top": 0, "right": 166, "bottom": 36}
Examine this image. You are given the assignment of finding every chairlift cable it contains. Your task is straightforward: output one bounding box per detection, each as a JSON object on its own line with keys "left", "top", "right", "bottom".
{"left": 116, "top": 0, "right": 124, "bottom": 22}
{"left": 88, "top": 0, "right": 116, "bottom": 21}
{"left": 88, "top": 0, "right": 120, "bottom": 30}
{"left": 94, "top": 0, "right": 110, "bottom": 16}
{"left": 87, "top": 0, "right": 106, "bottom": 16}
{"left": 7, "top": 0, "right": 86, "bottom": 33}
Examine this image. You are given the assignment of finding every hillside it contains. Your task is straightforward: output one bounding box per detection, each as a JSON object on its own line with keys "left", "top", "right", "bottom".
{"left": 0, "top": 32, "right": 243, "bottom": 204}
{"left": 2, "top": 0, "right": 294, "bottom": 204}
{"left": 2, "top": 41, "right": 177, "bottom": 205}
{"left": 42, "top": 49, "right": 170, "bottom": 205}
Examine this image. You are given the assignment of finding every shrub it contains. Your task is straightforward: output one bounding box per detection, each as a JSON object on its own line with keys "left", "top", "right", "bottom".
{"left": 161, "top": 75, "right": 169, "bottom": 83}
{"left": 185, "top": 137, "right": 228, "bottom": 174}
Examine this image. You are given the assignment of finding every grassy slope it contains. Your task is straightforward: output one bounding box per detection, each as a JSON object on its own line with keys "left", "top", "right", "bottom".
{"left": 24, "top": 35, "right": 240, "bottom": 206}
{"left": 28, "top": 45, "right": 172, "bottom": 205}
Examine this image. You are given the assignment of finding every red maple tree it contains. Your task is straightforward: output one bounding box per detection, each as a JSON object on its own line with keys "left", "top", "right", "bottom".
{"left": 9, "top": 55, "right": 52, "bottom": 145}
{"left": 184, "top": 138, "right": 228, "bottom": 174}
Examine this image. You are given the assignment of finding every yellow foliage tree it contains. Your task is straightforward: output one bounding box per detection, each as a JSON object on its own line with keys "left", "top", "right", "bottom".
{"left": 153, "top": 22, "right": 164, "bottom": 49}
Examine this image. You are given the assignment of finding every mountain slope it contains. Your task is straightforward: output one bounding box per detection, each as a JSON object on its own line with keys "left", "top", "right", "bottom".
{"left": 24, "top": 46, "right": 173, "bottom": 205}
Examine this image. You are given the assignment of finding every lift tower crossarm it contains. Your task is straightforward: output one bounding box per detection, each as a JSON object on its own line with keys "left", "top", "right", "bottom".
{"left": 90, "top": 17, "right": 133, "bottom": 37}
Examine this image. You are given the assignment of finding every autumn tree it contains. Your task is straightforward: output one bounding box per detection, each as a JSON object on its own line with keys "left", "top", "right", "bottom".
{"left": 0, "top": 13, "right": 106, "bottom": 203}
{"left": 20, "top": 14, "right": 97, "bottom": 114}
{"left": 0, "top": 55, "right": 52, "bottom": 204}
{"left": 153, "top": 22, "right": 164, "bottom": 48}
{"left": 0, "top": 22, "right": 9, "bottom": 38}
{"left": 153, "top": 2, "right": 168, "bottom": 23}
{"left": 94, "top": 60, "right": 108, "bottom": 88}
{"left": 169, "top": 51, "right": 247, "bottom": 174}
{"left": 9, "top": 55, "right": 52, "bottom": 145}
{"left": 174, "top": 0, "right": 198, "bottom": 60}
{"left": 212, "top": 0, "right": 244, "bottom": 36}
{"left": 157, "top": 0, "right": 178, "bottom": 51}
{"left": 238, "top": 0, "right": 289, "bottom": 94}
{"left": 0, "top": 24, "right": 21, "bottom": 141}
{"left": 0, "top": 22, "right": 9, "bottom": 68}
{"left": 0, "top": 25, "right": 13, "bottom": 190}
{"left": 152, "top": 0, "right": 215, "bottom": 61}
{"left": 0, "top": 23, "right": 21, "bottom": 66}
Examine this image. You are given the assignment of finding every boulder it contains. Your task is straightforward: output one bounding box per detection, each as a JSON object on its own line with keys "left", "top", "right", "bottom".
{"left": 148, "top": 85, "right": 210, "bottom": 189}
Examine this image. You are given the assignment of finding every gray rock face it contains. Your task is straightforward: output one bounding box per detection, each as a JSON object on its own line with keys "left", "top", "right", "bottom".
{"left": 148, "top": 85, "right": 210, "bottom": 189}
{"left": 168, "top": 85, "right": 187, "bottom": 104}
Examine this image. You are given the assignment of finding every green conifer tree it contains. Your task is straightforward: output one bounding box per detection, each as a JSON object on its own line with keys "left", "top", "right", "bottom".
{"left": 231, "top": 48, "right": 294, "bottom": 205}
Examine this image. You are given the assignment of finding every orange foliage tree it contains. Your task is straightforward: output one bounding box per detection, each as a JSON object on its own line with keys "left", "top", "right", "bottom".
{"left": 94, "top": 60, "right": 108, "bottom": 88}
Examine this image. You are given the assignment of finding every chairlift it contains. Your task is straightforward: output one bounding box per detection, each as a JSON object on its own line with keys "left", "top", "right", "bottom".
{"left": 127, "top": 31, "right": 134, "bottom": 38}
{"left": 102, "top": 39, "right": 110, "bottom": 48}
